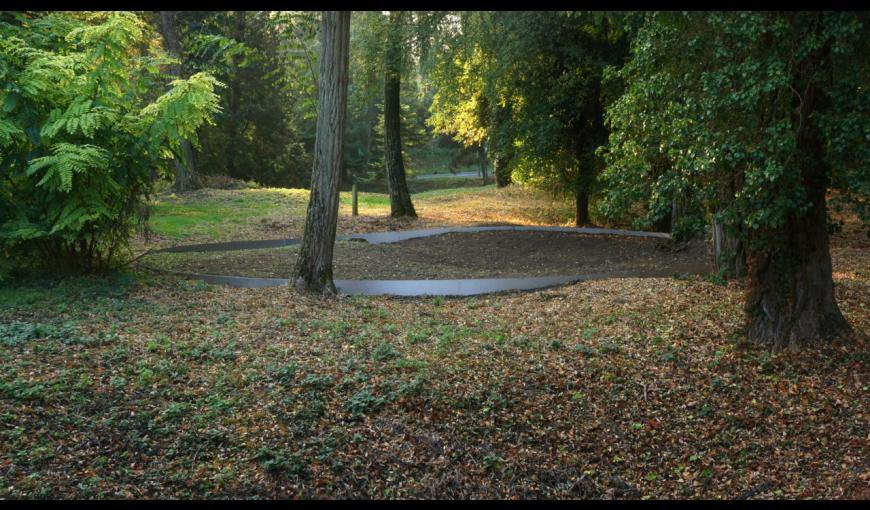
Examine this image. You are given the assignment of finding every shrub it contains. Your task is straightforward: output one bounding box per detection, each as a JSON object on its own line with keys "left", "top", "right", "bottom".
{"left": 0, "top": 12, "right": 220, "bottom": 272}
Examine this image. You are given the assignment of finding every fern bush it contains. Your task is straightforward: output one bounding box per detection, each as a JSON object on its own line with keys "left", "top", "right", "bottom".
{"left": 0, "top": 12, "right": 221, "bottom": 272}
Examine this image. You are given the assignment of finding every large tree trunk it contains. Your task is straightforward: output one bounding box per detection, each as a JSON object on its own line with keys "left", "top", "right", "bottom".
{"left": 713, "top": 220, "right": 746, "bottom": 278}
{"left": 744, "top": 128, "right": 849, "bottom": 351}
{"left": 158, "top": 11, "right": 202, "bottom": 193}
{"left": 292, "top": 11, "right": 350, "bottom": 295}
{"left": 383, "top": 11, "right": 416, "bottom": 218}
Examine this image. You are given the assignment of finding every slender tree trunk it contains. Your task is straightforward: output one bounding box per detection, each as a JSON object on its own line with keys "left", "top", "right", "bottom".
{"left": 575, "top": 184, "right": 590, "bottom": 227}
{"left": 713, "top": 169, "right": 747, "bottom": 276}
{"left": 494, "top": 154, "right": 511, "bottom": 188}
{"left": 224, "top": 11, "right": 246, "bottom": 181}
{"left": 491, "top": 103, "right": 512, "bottom": 188}
{"left": 157, "top": 11, "right": 202, "bottom": 192}
{"left": 744, "top": 115, "right": 849, "bottom": 350}
{"left": 574, "top": 154, "right": 592, "bottom": 226}
{"left": 478, "top": 144, "right": 488, "bottom": 185}
{"left": 292, "top": 11, "right": 350, "bottom": 295}
{"left": 383, "top": 11, "right": 416, "bottom": 218}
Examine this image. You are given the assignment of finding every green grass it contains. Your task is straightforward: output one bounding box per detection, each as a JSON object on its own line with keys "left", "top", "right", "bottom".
{"left": 148, "top": 188, "right": 311, "bottom": 240}
{"left": 147, "top": 184, "right": 498, "bottom": 244}
{"left": 337, "top": 191, "right": 390, "bottom": 209}
{"left": 406, "top": 163, "right": 479, "bottom": 177}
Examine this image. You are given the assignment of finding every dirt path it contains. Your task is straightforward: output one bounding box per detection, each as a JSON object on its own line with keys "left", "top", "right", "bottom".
{"left": 145, "top": 230, "right": 712, "bottom": 280}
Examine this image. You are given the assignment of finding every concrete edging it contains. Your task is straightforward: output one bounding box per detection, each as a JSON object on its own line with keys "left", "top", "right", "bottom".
{"left": 146, "top": 226, "right": 685, "bottom": 296}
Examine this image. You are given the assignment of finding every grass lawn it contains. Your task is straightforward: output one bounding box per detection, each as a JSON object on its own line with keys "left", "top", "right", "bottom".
{"left": 143, "top": 185, "right": 577, "bottom": 248}
{"left": 1, "top": 185, "right": 868, "bottom": 499}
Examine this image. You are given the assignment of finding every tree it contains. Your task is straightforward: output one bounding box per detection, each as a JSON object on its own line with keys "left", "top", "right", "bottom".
{"left": 502, "top": 12, "right": 628, "bottom": 226}
{"left": 603, "top": 11, "right": 869, "bottom": 350}
{"left": 0, "top": 11, "right": 220, "bottom": 272}
{"left": 429, "top": 12, "right": 628, "bottom": 224}
{"left": 428, "top": 12, "right": 506, "bottom": 185}
{"left": 292, "top": 11, "right": 351, "bottom": 295}
{"left": 169, "top": 11, "right": 318, "bottom": 188}
{"left": 383, "top": 11, "right": 416, "bottom": 217}
{"left": 157, "top": 11, "right": 203, "bottom": 192}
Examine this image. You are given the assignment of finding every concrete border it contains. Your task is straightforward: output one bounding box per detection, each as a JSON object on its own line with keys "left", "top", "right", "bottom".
{"left": 145, "top": 226, "right": 694, "bottom": 296}
{"left": 152, "top": 225, "right": 670, "bottom": 254}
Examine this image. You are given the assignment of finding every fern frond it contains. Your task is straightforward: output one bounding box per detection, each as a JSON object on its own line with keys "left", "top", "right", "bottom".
{"left": 26, "top": 143, "right": 110, "bottom": 192}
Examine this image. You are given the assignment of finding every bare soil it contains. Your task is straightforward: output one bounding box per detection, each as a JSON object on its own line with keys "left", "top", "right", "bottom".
{"left": 145, "top": 230, "right": 713, "bottom": 279}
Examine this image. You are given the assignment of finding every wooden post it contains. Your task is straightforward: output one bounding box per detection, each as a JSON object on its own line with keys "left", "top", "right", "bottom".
{"left": 352, "top": 183, "right": 358, "bottom": 217}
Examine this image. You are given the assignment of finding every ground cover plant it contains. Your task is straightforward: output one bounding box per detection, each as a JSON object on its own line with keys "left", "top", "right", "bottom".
{"left": 1, "top": 186, "right": 868, "bottom": 499}
{"left": 1, "top": 9, "right": 868, "bottom": 501}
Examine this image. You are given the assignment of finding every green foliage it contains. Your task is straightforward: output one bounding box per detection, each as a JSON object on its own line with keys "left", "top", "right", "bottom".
{"left": 602, "top": 12, "right": 870, "bottom": 245}
{"left": 174, "top": 11, "right": 315, "bottom": 188}
{"left": 0, "top": 12, "right": 220, "bottom": 271}
{"left": 429, "top": 12, "right": 629, "bottom": 220}
{"left": 345, "top": 11, "right": 445, "bottom": 186}
{"left": 257, "top": 446, "right": 309, "bottom": 476}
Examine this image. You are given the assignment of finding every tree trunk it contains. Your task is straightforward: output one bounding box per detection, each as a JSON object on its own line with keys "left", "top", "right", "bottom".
{"left": 292, "top": 11, "right": 350, "bottom": 296}
{"left": 383, "top": 11, "right": 416, "bottom": 218}
{"left": 713, "top": 220, "right": 746, "bottom": 278}
{"left": 157, "top": 11, "right": 202, "bottom": 193}
{"left": 653, "top": 206, "right": 673, "bottom": 234}
{"left": 744, "top": 192, "right": 849, "bottom": 351}
{"left": 478, "top": 144, "right": 488, "bottom": 185}
{"left": 172, "top": 141, "right": 200, "bottom": 192}
{"left": 574, "top": 155, "right": 592, "bottom": 226}
{"left": 744, "top": 126, "right": 849, "bottom": 350}
{"left": 491, "top": 103, "right": 512, "bottom": 188}
{"left": 575, "top": 184, "right": 590, "bottom": 227}
{"left": 494, "top": 153, "right": 512, "bottom": 188}
{"left": 223, "top": 11, "right": 247, "bottom": 181}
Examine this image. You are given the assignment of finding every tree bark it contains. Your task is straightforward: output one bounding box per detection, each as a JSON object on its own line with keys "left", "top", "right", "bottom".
{"left": 494, "top": 154, "right": 511, "bottom": 188}
{"left": 744, "top": 119, "right": 849, "bottom": 350}
{"left": 574, "top": 154, "right": 592, "bottom": 226}
{"left": 478, "top": 144, "right": 488, "bottom": 185}
{"left": 383, "top": 11, "right": 416, "bottom": 218}
{"left": 157, "top": 11, "right": 202, "bottom": 193}
{"left": 713, "top": 219, "right": 746, "bottom": 278}
{"left": 575, "top": 184, "right": 590, "bottom": 227}
{"left": 744, "top": 187, "right": 849, "bottom": 351}
{"left": 292, "top": 11, "right": 350, "bottom": 296}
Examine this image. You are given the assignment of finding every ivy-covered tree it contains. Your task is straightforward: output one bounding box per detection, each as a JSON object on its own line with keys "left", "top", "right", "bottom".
{"left": 603, "top": 11, "right": 869, "bottom": 350}
{"left": 0, "top": 11, "right": 220, "bottom": 272}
